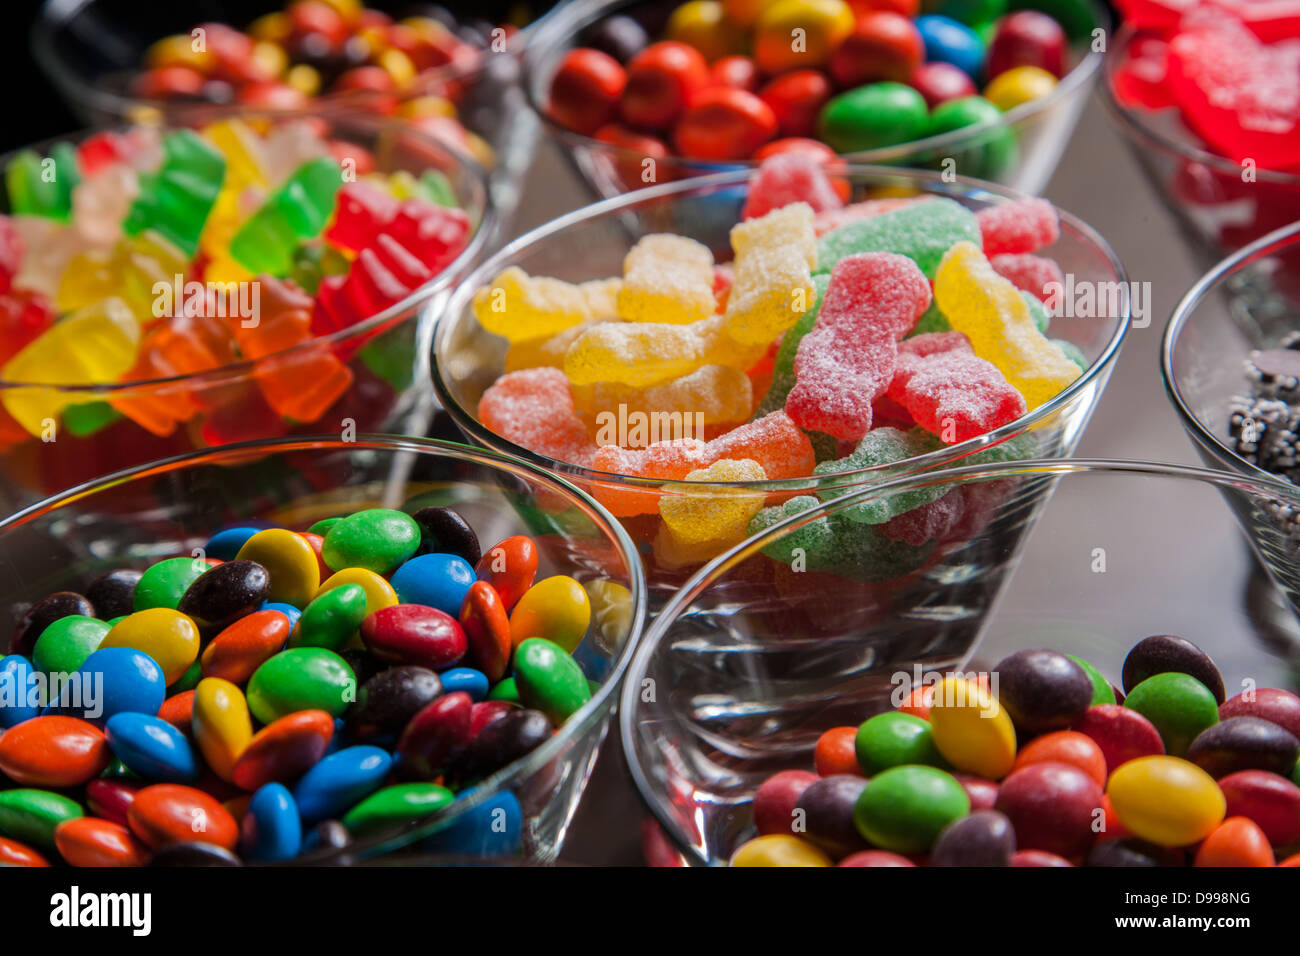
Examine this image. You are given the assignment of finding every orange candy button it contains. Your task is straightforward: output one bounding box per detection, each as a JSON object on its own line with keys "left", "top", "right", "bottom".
{"left": 127, "top": 784, "right": 239, "bottom": 851}
{"left": 55, "top": 817, "right": 151, "bottom": 867}
{"left": 0, "top": 716, "right": 110, "bottom": 788}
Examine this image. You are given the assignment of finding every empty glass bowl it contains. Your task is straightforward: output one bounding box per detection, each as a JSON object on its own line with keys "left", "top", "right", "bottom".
{"left": 0, "top": 436, "right": 647, "bottom": 864}
{"left": 620, "top": 458, "right": 1300, "bottom": 864}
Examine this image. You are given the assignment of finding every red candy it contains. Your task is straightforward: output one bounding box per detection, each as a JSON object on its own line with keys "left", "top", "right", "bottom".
{"left": 759, "top": 70, "right": 834, "bottom": 139}
{"left": 741, "top": 151, "right": 843, "bottom": 220}
{"left": 1194, "top": 816, "right": 1275, "bottom": 867}
{"left": 814, "top": 726, "right": 862, "bottom": 777}
{"left": 549, "top": 49, "right": 627, "bottom": 135}
{"left": 753, "top": 770, "right": 819, "bottom": 836}
{"left": 0, "top": 716, "right": 110, "bottom": 788}
{"left": 1072, "top": 704, "right": 1166, "bottom": 773}
{"left": 990, "top": 253, "right": 1065, "bottom": 302}
{"left": 889, "top": 333, "right": 1026, "bottom": 443}
{"left": 712, "top": 55, "right": 760, "bottom": 91}
{"left": 622, "top": 42, "right": 711, "bottom": 132}
{"left": 55, "top": 817, "right": 151, "bottom": 867}
{"left": 955, "top": 774, "right": 1000, "bottom": 811}
{"left": 1220, "top": 687, "right": 1300, "bottom": 739}
{"left": 987, "top": 10, "right": 1067, "bottom": 79}
{"left": 1217, "top": 769, "right": 1300, "bottom": 845}
{"left": 909, "top": 62, "right": 977, "bottom": 109}
{"left": 201, "top": 609, "right": 291, "bottom": 684}
{"left": 673, "top": 87, "right": 778, "bottom": 160}
{"left": 1010, "top": 849, "right": 1073, "bottom": 866}
{"left": 157, "top": 691, "right": 196, "bottom": 736}
{"left": 829, "top": 12, "right": 923, "bottom": 88}
{"left": 128, "top": 784, "right": 239, "bottom": 851}
{"left": 459, "top": 580, "right": 513, "bottom": 683}
{"left": 1012, "top": 730, "right": 1108, "bottom": 787}
{"left": 476, "top": 535, "right": 539, "bottom": 612}
{"left": 976, "top": 198, "right": 1060, "bottom": 257}
{"left": 396, "top": 691, "right": 473, "bottom": 780}
{"left": 361, "top": 604, "right": 468, "bottom": 670}
{"left": 994, "top": 761, "right": 1103, "bottom": 859}
{"left": 231, "top": 709, "right": 334, "bottom": 790}
{"left": 86, "top": 778, "right": 141, "bottom": 827}
{"left": 838, "top": 849, "right": 917, "bottom": 866}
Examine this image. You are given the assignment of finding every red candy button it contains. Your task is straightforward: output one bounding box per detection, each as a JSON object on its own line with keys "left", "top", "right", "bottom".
{"left": 231, "top": 709, "right": 334, "bottom": 791}
{"left": 476, "top": 535, "right": 538, "bottom": 612}
{"left": 459, "top": 580, "right": 513, "bottom": 683}
{"left": 759, "top": 70, "right": 834, "bottom": 138}
{"left": 830, "top": 12, "right": 924, "bottom": 88}
{"left": 674, "top": 87, "right": 778, "bottom": 159}
{"left": 55, "top": 817, "right": 151, "bottom": 867}
{"left": 621, "top": 41, "right": 711, "bottom": 131}
{"left": 362, "top": 604, "right": 467, "bottom": 670}
{"left": 549, "top": 48, "right": 627, "bottom": 136}
{"left": 0, "top": 716, "right": 109, "bottom": 788}
{"left": 128, "top": 784, "right": 239, "bottom": 851}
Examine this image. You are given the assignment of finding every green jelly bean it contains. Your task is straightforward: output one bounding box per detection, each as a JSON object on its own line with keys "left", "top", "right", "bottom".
{"left": 487, "top": 677, "right": 520, "bottom": 703}
{"left": 0, "top": 789, "right": 83, "bottom": 849}
{"left": 816, "top": 197, "right": 982, "bottom": 279}
{"left": 342, "top": 783, "right": 455, "bottom": 835}
{"left": 291, "top": 584, "right": 370, "bottom": 650}
{"left": 928, "top": 96, "right": 1018, "bottom": 181}
{"left": 753, "top": 273, "right": 831, "bottom": 419}
{"left": 246, "top": 648, "right": 356, "bottom": 723}
{"left": 308, "top": 517, "right": 343, "bottom": 536}
{"left": 322, "top": 508, "right": 421, "bottom": 575}
{"left": 514, "top": 638, "right": 592, "bottom": 727}
{"left": 853, "top": 765, "right": 969, "bottom": 854}
{"left": 170, "top": 658, "right": 203, "bottom": 694}
{"left": 32, "top": 616, "right": 110, "bottom": 674}
{"left": 1124, "top": 672, "right": 1219, "bottom": 757}
{"left": 855, "top": 712, "right": 944, "bottom": 774}
{"left": 1068, "top": 654, "right": 1116, "bottom": 706}
{"left": 818, "top": 82, "right": 930, "bottom": 154}
{"left": 134, "top": 556, "right": 208, "bottom": 612}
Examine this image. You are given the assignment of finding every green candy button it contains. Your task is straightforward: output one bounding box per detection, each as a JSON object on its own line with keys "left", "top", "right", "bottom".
{"left": 134, "top": 557, "right": 207, "bottom": 612}
{"left": 290, "top": 584, "right": 369, "bottom": 650}
{"left": 1124, "top": 672, "right": 1219, "bottom": 757}
{"left": 818, "top": 82, "right": 930, "bottom": 154}
{"left": 855, "top": 712, "right": 945, "bottom": 774}
{"left": 247, "top": 648, "right": 356, "bottom": 723}
{"left": 0, "top": 789, "right": 83, "bottom": 850}
{"left": 514, "top": 638, "right": 592, "bottom": 727}
{"left": 32, "top": 616, "right": 110, "bottom": 675}
{"left": 342, "top": 783, "right": 455, "bottom": 836}
{"left": 322, "top": 509, "right": 421, "bottom": 576}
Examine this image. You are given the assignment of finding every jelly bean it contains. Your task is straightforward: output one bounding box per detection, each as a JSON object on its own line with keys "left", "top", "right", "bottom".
{"left": 322, "top": 509, "right": 421, "bottom": 576}
{"left": 203, "top": 527, "right": 260, "bottom": 561}
{"left": 0, "top": 716, "right": 108, "bottom": 787}
{"left": 422, "top": 789, "right": 523, "bottom": 859}
{"left": 0, "top": 834, "right": 49, "bottom": 866}
{"left": 128, "top": 783, "right": 239, "bottom": 850}
{"left": 148, "top": 841, "right": 242, "bottom": 866}
{"left": 86, "top": 778, "right": 139, "bottom": 826}
{"left": 1086, "top": 838, "right": 1181, "bottom": 867}
{"left": 438, "top": 667, "right": 489, "bottom": 702}
{"left": 674, "top": 87, "right": 779, "bottom": 160}
{"left": 814, "top": 726, "right": 861, "bottom": 777}
{"left": 730, "top": 833, "right": 833, "bottom": 866}
{"left": 508, "top": 576, "right": 591, "bottom": 654}
{"left": 389, "top": 552, "right": 476, "bottom": 616}
{"left": 246, "top": 647, "right": 356, "bottom": 723}
{"left": 291, "top": 584, "right": 369, "bottom": 651}
{"left": 100, "top": 608, "right": 201, "bottom": 685}
{"left": 476, "top": 536, "right": 538, "bottom": 611}
{"left": 986, "top": 10, "right": 1066, "bottom": 78}
{"left": 231, "top": 710, "right": 334, "bottom": 791}
{"left": 928, "top": 675, "right": 1017, "bottom": 779}
{"left": 621, "top": 41, "right": 710, "bottom": 131}
{"left": 177, "top": 559, "right": 270, "bottom": 633}
{"left": 1124, "top": 672, "right": 1219, "bottom": 757}
{"left": 914, "top": 14, "right": 984, "bottom": 78}
{"left": 855, "top": 711, "right": 943, "bottom": 774}
{"left": 134, "top": 557, "right": 209, "bottom": 612}
{"left": 157, "top": 690, "right": 194, "bottom": 735}
{"left": 549, "top": 48, "right": 627, "bottom": 136}
{"left": 909, "top": 60, "right": 977, "bottom": 108}
{"left": 0, "top": 788, "right": 83, "bottom": 850}
{"left": 192, "top": 678, "right": 253, "bottom": 784}
{"left": 955, "top": 773, "right": 999, "bottom": 810}
{"left": 931, "top": 808, "right": 1015, "bottom": 866}
{"left": 837, "top": 849, "right": 916, "bottom": 866}
{"left": 452, "top": 708, "right": 552, "bottom": 783}
{"left": 32, "top": 615, "right": 109, "bottom": 675}
{"left": 201, "top": 609, "right": 291, "bottom": 683}
{"left": 1187, "top": 716, "right": 1299, "bottom": 779}
{"left": 240, "top": 782, "right": 301, "bottom": 863}
{"left": 86, "top": 569, "right": 145, "bottom": 621}
{"left": 0, "top": 654, "right": 42, "bottom": 727}
{"left": 342, "top": 782, "right": 455, "bottom": 835}
{"left": 1220, "top": 687, "right": 1300, "bottom": 738}
{"left": 1067, "top": 654, "right": 1116, "bottom": 706}
{"left": 345, "top": 666, "right": 443, "bottom": 743}
{"left": 261, "top": 602, "right": 302, "bottom": 630}
{"left": 13, "top": 592, "right": 94, "bottom": 658}
{"left": 411, "top": 506, "right": 481, "bottom": 565}
{"left": 1122, "top": 634, "right": 1225, "bottom": 705}
{"left": 1010, "top": 848, "right": 1072, "bottom": 866}
{"left": 315, "top": 567, "right": 399, "bottom": 622}
{"left": 54, "top": 816, "right": 150, "bottom": 867}
{"left": 234, "top": 529, "right": 322, "bottom": 609}
{"left": 995, "top": 761, "right": 1102, "bottom": 858}
{"left": 459, "top": 581, "right": 512, "bottom": 683}
{"left": 514, "top": 638, "right": 592, "bottom": 727}
{"left": 794, "top": 774, "right": 868, "bottom": 858}
{"left": 1107, "top": 756, "right": 1225, "bottom": 847}
{"left": 1217, "top": 769, "right": 1300, "bottom": 846}
{"left": 293, "top": 745, "right": 392, "bottom": 823}
{"left": 395, "top": 691, "right": 473, "bottom": 780}
{"left": 1072, "top": 703, "right": 1164, "bottom": 773}
{"left": 60, "top": 646, "right": 166, "bottom": 723}
{"left": 1012, "top": 730, "right": 1107, "bottom": 786}
{"left": 853, "top": 765, "right": 969, "bottom": 853}
{"left": 1193, "top": 816, "right": 1274, "bottom": 867}
{"left": 983, "top": 65, "right": 1056, "bottom": 111}
{"left": 818, "top": 82, "right": 929, "bottom": 153}
{"left": 362, "top": 604, "right": 467, "bottom": 670}
{"left": 105, "top": 713, "right": 199, "bottom": 783}
{"left": 995, "top": 649, "right": 1092, "bottom": 734}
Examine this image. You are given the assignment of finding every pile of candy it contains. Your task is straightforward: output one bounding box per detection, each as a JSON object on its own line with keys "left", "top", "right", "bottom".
{"left": 0, "top": 506, "right": 606, "bottom": 866}
{"left": 731, "top": 634, "right": 1300, "bottom": 866}
{"left": 1227, "top": 334, "right": 1300, "bottom": 482}
{"left": 0, "top": 119, "right": 471, "bottom": 453}
{"left": 547, "top": 0, "right": 1089, "bottom": 173}
{"left": 126, "top": 0, "right": 515, "bottom": 167}
{"left": 469, "top": 153, "right": 1082, "bottom": 566}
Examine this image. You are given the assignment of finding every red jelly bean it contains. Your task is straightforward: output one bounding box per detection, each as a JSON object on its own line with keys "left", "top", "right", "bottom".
{"left": 476, "top": 536, "right": 538, "bottom": 612}
{"left": 362, "top": 604, "right": 467, "bottom": 670}
{"left": 1072, "top": 703, "right": 1165, "bottom": 773}
{"left": 1013, "top": 730, "right": 1108, "bottom": 786}
{"left": 459, "top": 580, "right": 513, "bottom": 683}
{"left": 549, "top": 48, "right": 627, "bottom": 135}
{"left": 838, "top": 849, "right": 916, "bottom": 866}
{"left": 1218, "top": 770, "right": 1300, "bottom": 845}
{"left": 0, "top": 835, "right": 49, "bottom": 866}
{"left": 753, "top": 770, "right": 819, "bottom": 836}
{"left": 396, "top": 691, "right": 473, "bottom": 780}
{"left": 201, "top": 609, "right": 291, "bottom": 684}
{"left": 1010, "top": 849, "right": 1073, "bottom": 866}
{"left": 712, "top": 55, "right": 760, "bottom": 91}
{"left": 908, "top": 61, "right": 977, "bottom": 109}
{"left": 1193, "top": 816, "right": 1275, "bottom": 867}
{"left": 128, "top": 784, "right": 239, "bottom": 851}
{"left": 995, "top": 761, "right": 1103, "bottom": 859}
{"left": 86, "top": 778, "right": 141, "bottom": 827}
{"left": 157, "top": 691, "right": 196, "bottom": 736}
{"left": 55, "top": 817, "right": 151, "bottom": 867}
{"left": 231, "top": 710, "right": 334, "bottom": 791}
{"left": 0, "top": 716, "right": 109, "bottom": 788}
{"left": 955, "top": 774, "right": 999, "bottom": 811}
{"left": 674, "top": 87, "right": 778, "bottom": 160}
{"left": 986, "top": 10, "right": 1067, "bottom": 79}
{"left": 830, "top": 12, "right": 924, "bottom": 88}
{"left": 814, "top": 726, "right": 861, "bottom": 777}
{"left": 621, "top": 42, "right": 711, "bottom": 131}
{"left": 759, "top": 70, "right": 834, "bottom": 138}
{"left": 1220, "top": 687, "right": 1300, "bottom": 738}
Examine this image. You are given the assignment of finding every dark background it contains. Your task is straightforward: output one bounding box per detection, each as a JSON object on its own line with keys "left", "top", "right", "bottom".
{"left": 6, "top": 0, "right": 78, "bottom": 149}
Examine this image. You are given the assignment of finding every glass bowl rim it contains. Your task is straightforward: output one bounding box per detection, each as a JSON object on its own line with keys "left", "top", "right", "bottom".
{"left": 617, "top": 454, "right": 1300, "bottom": 866}
{"left": 431, "top": 162, "right": 1132, "bottom": 490}
{"left": 0, "top": 113, "right": 496, "bottom": 395}
{"left": 0, "top": 432, "right": 650, "bottom": 865}
{"left": 1161, "top": 217, "right": 1300, "bottom": 483}
{"left": 521, "top": 0, "right": 1112, "bottom": 172}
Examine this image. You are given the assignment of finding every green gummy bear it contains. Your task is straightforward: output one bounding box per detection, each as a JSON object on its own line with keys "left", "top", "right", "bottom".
{"left": 4, "top": 145, "right": 79, "bottom": 222}
{"left": 123, "top": 130, "right": 226, "bottom": 256}
{"left": 230, "top": 156, "right": 343, "bottom": 276}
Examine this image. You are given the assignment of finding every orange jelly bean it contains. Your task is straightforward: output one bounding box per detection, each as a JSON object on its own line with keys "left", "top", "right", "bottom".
{"left": 201, "top": 608, "right": 291, "bottom": 684}
{"left": 476, "top": 535, "right": 538, "bottom": 611}
{"left": 459, "top": 580, "right": 512, "bottom": 683}
{"left": 0, "top": 835, "right": 50, "bottom": 866}
{"left": 814, "top": 726, "right": 862, "bottom": 777}
{"left": 127, "top": 784, "right": 239, "bottom": 851}
{"left": 1194, "top": 816, "right": 1275, "bottom": 867}
{"left": 54, "top": 817, "right": 151, "bottom": 867}
{"left": 231, "top": 709, "right": 334, "bottom": 791}
{"left": 0, "top": 716, "right": 109, "bottom": 788}
{"left": 1012, "top": 731, "right": 1108, "bottom": 786}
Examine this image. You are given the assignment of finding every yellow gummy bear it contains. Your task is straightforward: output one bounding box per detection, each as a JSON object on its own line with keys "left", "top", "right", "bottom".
{"left": 473, "top": 267, "right": 617, "bottom": 342}
{"left": 934, "top": 241, "right": 1080, "bottom": 409}
{"left": 199, "top": 119, "right": 269, "bottom": 284}
{"left": 617, "top": 234, "right": 716, "bottom": 324}
{"left": 564, "top": 314, "right": 766, "bottom": 387}
{"left": 576, "top": 365, "right": 753, "bottom": 444}
{"left": 724, "top": 203, "right": 816, "bottom": 346}
{"left": 56, "top": 232, "right": 190, "bottom": 323}
{"left": 655, "top": 458, "right": 768, "bottom": 567}
{"left": 1, "top": 298, "right": 141, "bottom": 436}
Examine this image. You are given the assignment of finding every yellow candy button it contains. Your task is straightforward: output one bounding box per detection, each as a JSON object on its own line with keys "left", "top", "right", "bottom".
{"left": 928, "top": 675, "right": 1018, "bottom": 779}
{"left": 984, "top": 65, "right": 1058, "bottom": 112}
{"left": 192, "top": 678, "right": 254, "bottom": 784}
{"left": 316, "top": 568, "right": 399, "bottom": 649}
{"left": 1107, "top": 756, "right": 1225, "bottom": 847}
{"left": 237, "top": 529, "right": 321, "bottom": 609}
{"left": 100, "top": 608, "right": 200, "bottom": 686}
{"left": 754, "top": 0, "right": 854, "bottom": 73}
{"left": 730, "top": 834, "right": 832, "bottom": 866}
{"left": 508, "top": 576, "right": 592, "bottom": 654}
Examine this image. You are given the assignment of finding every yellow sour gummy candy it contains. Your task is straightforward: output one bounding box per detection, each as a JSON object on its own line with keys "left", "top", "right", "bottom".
{"left": 724, "top": 202, "right": 816, "bottom": 346}
{"left": 617, "top": 234, "right": 716, "bottom": 325}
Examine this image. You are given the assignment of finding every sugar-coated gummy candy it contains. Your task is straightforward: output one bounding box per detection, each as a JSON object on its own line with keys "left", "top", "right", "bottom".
{"left": 479, "top": 366, "right": 597, "bottom": 466}
{"left": 472, "top": 267, "right": 595, "bottom": 343}
{"left": 741, "top": 152, "right": 844, "bottom": 220}
{"left": 564, "top": 313, "right": 765, "bottom": 388}
{"left": 723, "top": 203, "right": 817, "bottom": 347}
{"left": 815, "top": 196, "right": 981, "bottom": 279}
{"left": 618, "top": 234, "right": 717, "bottom": 325}
{"left": 656, "top": 458, "right": 768, "bottom": 565}
{"left": 579, "top": 364, "right": 754, "bottom": 440}
{"left": 991, "top": 252, "right": 1065, "bottom": 302}
{"left": 975, "top": 198, "right": 1059, "bottom": 257}
{"left": 889, "top": 332, "right": 1027, "bottom": 443}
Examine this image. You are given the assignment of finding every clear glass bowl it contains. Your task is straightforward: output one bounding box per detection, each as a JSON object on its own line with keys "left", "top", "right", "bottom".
{"left": 523, "top": 0, "right": 1109, "bottom": 198}
{"left": 30, "top": 0, "right": 548, "bottom": 224}
{"left": 0, "top": 436, "right": 647, "bottom": 865}
{"left": 432, "top": 165, "right": 1131, "bottom": 602}
{"left": 619, "top": 458, "right": 1300, "bottom": 865}
{"left": 1101, "top": 25, "right": 1300, "bottom": 268}
{"left": 0, "top": 113, "right": 493, "bottom": 510}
